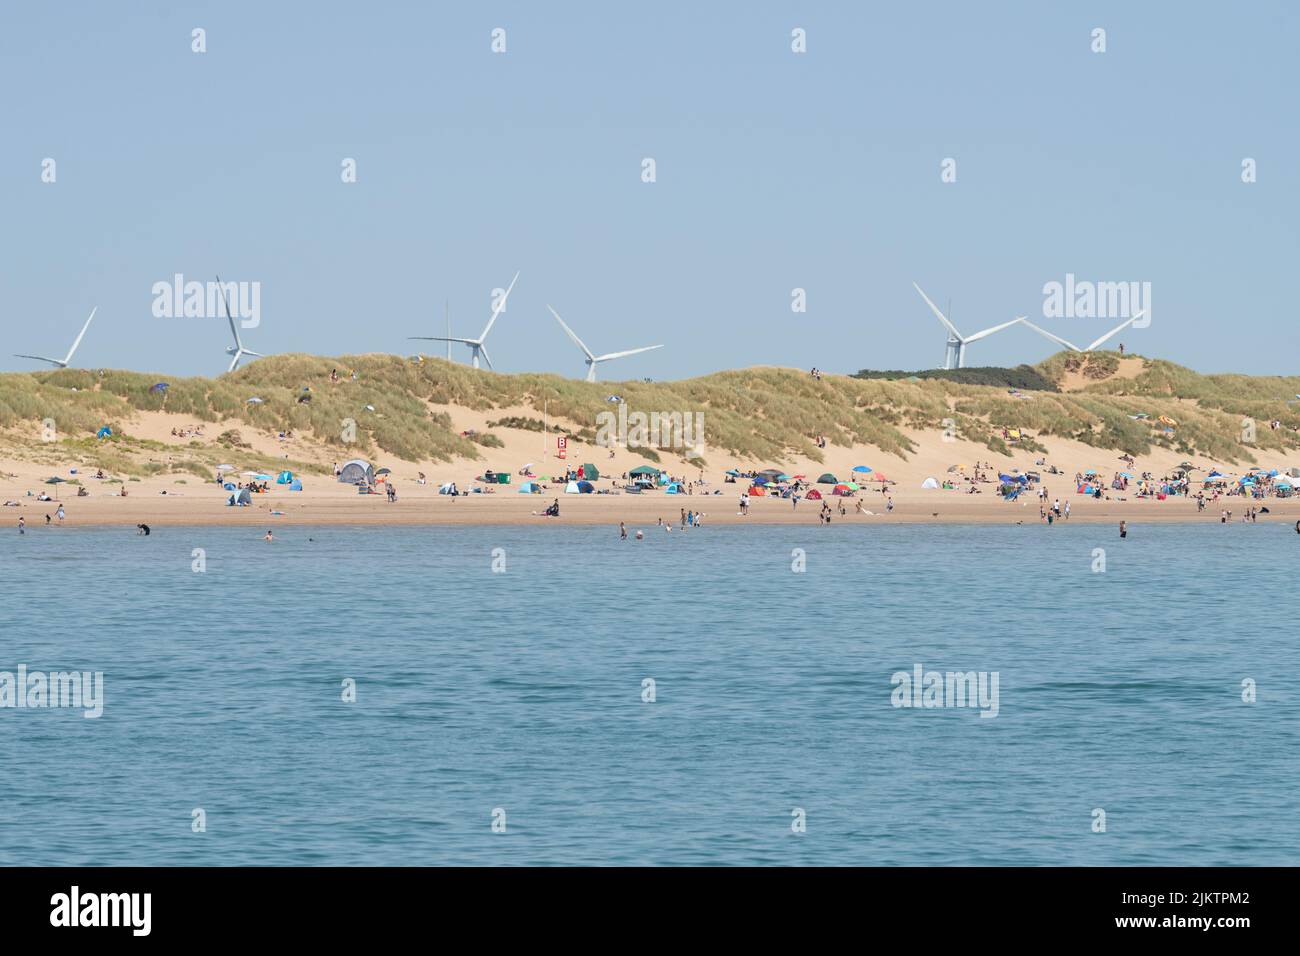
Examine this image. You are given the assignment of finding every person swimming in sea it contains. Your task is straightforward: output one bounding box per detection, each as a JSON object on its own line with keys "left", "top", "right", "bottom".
{"left": 265, "top": 530, "right": 274, "bottom": 542}
{"left": 1119, "top": 520, "right": 1127, "bottom": 538}
{"left": 137, "top": 523, "right": 151, "bottom": 535}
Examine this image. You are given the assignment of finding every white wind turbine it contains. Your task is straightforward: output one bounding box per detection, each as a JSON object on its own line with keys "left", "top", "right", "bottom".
{"left": 913, "top": 283, "right": 1024, "bottom": 369}
{"left": 14, "top": 306, "right": 97, "bottom": 369}
{"left": 217, "top": 275, "right": 264, "bottom": 372}
{"left": 1019, "top": 311, "right": 1147, "bottom": 354}
{"left": 410, "top": 271, "right": 519, "bottom": 370}
{"left": 547, "top": 305, "right": 663, "bottom": 382}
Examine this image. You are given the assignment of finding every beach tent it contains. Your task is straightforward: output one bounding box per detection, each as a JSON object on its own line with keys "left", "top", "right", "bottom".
{"left": 289, "top": 479, "right": 302, "bottom": 491}
{"left": 338, "top": 459, "right": 375, "bottom": 485}
{"left": 96, "top": 426, "right": 112, "bottom": 439}
{"left": 998, "top": 473, "right": 1027, "bottom": 484}
{"left": 805, "top": 489, "right": 823, "bottom": 500}
{"left": 629, "top": 465, "right": 660, "bottom": 477}
{"left": 752, "top": 475, "right": 771, "bottom": 485}
{"left": 920, "top": 476, "right": 940, "bottom": 489}
{"left": 580, "top": 464, "right": 600, "bottom": 481}
{"left": 518, "top": 482, "right": 540, "bottom": 494}
{"left": 817, "top": 473, "right": 838, "bottom": 484}
{"left": 565, "top": 481, "right": 582, "bottom": 494}
{"left": 576, "top": 480, "right": 594, "bottom": 493}
{"left": 664, "top": 483, "right": 683, "bottom": 494}
{"left": 748, "top": 485, "right": 767, "bottom": 496}
{"left": 438, "top": 482, "right": 457, "bottom": 494}
{"left": 235, "top": 488, "right": 252, "bottom": 506}
{"left": 276, "top": 470, "right": 293, "bottom": 484}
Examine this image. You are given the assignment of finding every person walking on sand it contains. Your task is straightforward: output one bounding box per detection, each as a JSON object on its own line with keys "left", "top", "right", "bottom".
{"left": 886, "top": 496, "right": 894, "bottom": 513}
{"left": 56, "top": 504, "right": 65, "bottom": 523}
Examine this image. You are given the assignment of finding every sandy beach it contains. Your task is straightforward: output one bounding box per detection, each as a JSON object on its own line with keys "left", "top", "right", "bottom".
{"left": 4, "top": 405, "right": 1292, "bottom": 528}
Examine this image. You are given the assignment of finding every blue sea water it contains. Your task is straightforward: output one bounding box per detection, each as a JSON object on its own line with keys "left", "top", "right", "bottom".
{"left": 0, "top": 521, "right": 1296, "bottom": 866}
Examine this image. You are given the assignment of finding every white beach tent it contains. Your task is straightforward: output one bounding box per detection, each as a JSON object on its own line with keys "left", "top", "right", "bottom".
{"left": 565, "top": 481, "right": 582, "bottom": 494}
{"left": 920, "top": 476, "right": 940, "bottom": 489}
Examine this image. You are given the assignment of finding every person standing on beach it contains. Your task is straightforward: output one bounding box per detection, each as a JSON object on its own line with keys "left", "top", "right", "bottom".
{"left": 886, "top": 496, "right": 893, "bottom": 513}
{"left": 1063, "top": 499, "right": 1070, "bottom": 521}
{"left": 56, "top": 504, "right": 65, "bottom": 523}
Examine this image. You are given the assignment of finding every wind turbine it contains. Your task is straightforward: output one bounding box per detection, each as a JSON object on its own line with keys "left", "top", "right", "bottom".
{"left": 547, "top": 305, "right": 663, "bottom": 382}
{"left": 14, "top": 306, "right": 97, "bottom": 369}
{"left": 912, "top": 283, "right": 1024, "bottom": 369}
{"left": 410, "top": 272, "right": 519, "bottom": 370}
{"left": 217, "top": 275, "right": 264, "bottom": 372}
{"left": 1019, "top": 310, "right": 1147, "bottom": 353}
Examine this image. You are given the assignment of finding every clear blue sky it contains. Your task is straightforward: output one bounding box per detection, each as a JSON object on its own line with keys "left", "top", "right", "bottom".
{"left": 3, "top": 1, "right": 1296, "bottom": 378}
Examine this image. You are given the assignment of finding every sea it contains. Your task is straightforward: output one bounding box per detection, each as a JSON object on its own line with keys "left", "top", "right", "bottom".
{"left": 1, "top": 521, "right": 1296, "bottom": 866}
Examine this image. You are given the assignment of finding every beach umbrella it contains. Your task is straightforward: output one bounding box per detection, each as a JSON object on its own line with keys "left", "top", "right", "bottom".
{"left": 149, "top": 382, "right": 169, "bottom": 394}
{"left": 246, "top": 397, "right": 264, "bottom": 404}
{"left": 871, "top": 472, "right": 888, "bottom": 482}
{"left": 752, "top": 475, "right": 770, "bottom": 485}
{"left": 725, "top": 469, "right": 741, "bottom": 476}
{"left": 629, "top": 465, "right": 660, "bottom": 476}
{"left": 852, "top": 465, "right": 872, "bottom": 474}
{"left": 846, "top": 482, "right": 859, "bottom": 491}
{"left": 1118, "top": 472, "right": 1134, "bottom": 478}
{"left": 217, "top": 464, "right": 234, "bottom": 472}
{"left": 45, "top": 476, "right": 66, "bottom": 484}
{"left": 375, "top": 468, "right": 392, "bottom": 476}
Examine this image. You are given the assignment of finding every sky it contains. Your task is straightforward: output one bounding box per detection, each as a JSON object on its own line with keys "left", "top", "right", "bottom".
{"left": 2, "top": 1, "right": 1297, "bottom": 379}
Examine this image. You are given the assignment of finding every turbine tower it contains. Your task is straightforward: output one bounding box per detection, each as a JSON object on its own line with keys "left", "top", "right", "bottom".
{"left": 912, "top": 283, "right": 1024, "bottom": 369}
{"left": 13, "top": 306, "right": 97, "bottom": 369}
{"left": 1019, "top": 311, "right": 1147, "bottom": 353}
{"left": 547, "top": 305, "right": 663, "bottom": 382}
{"left": 410, "top": 271, "right": 519, "bottom": 370}
{"left": 217, "top": 275, "right": 264, "bottom": 372}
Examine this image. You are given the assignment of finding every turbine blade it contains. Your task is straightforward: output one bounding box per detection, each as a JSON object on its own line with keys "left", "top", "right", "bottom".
{"left": 477, "top": 345, "right": 493, "bottom": 370}
{"left": 547, "top": 306, "right": 595, "bottom": 360}
{"left": 913, "top": 282, "right": 962, "bottom": 339}
{"left": 63, "top": 306, "right": 97, "bottom": 364}
{"left": 1019, "top": 320, "right": 1081, "bottom": 352}
{"left": 409, "top": 336, "right": 474, "bottom": 343}
{"left": 962, "top": 317, "right": 1024, "bottom": 343}
{"left": 216, "top": 275, "right": 242, "bottom": 349}
{"left": 594, "top": 344, "right": 664, "bottom": 361}
{"left": 479, "top": 270, "right": 519, "bottom": 341}
{"left": 1085, "top": 312, "right": 1142, "bottom": 351}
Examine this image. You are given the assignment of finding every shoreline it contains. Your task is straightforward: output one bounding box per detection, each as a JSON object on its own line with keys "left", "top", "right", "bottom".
{"left": 5, "top": 493, "right": 1288, "bottom": 529}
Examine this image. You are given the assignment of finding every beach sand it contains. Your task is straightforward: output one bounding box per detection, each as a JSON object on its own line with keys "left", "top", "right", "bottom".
{"left": 2, "top": 400, "right": 1290, "bottom": 528}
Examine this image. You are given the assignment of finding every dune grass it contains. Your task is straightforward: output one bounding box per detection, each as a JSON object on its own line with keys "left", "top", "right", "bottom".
{"left": 2, "top": 351, "right": 1297, "bottom": 470}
